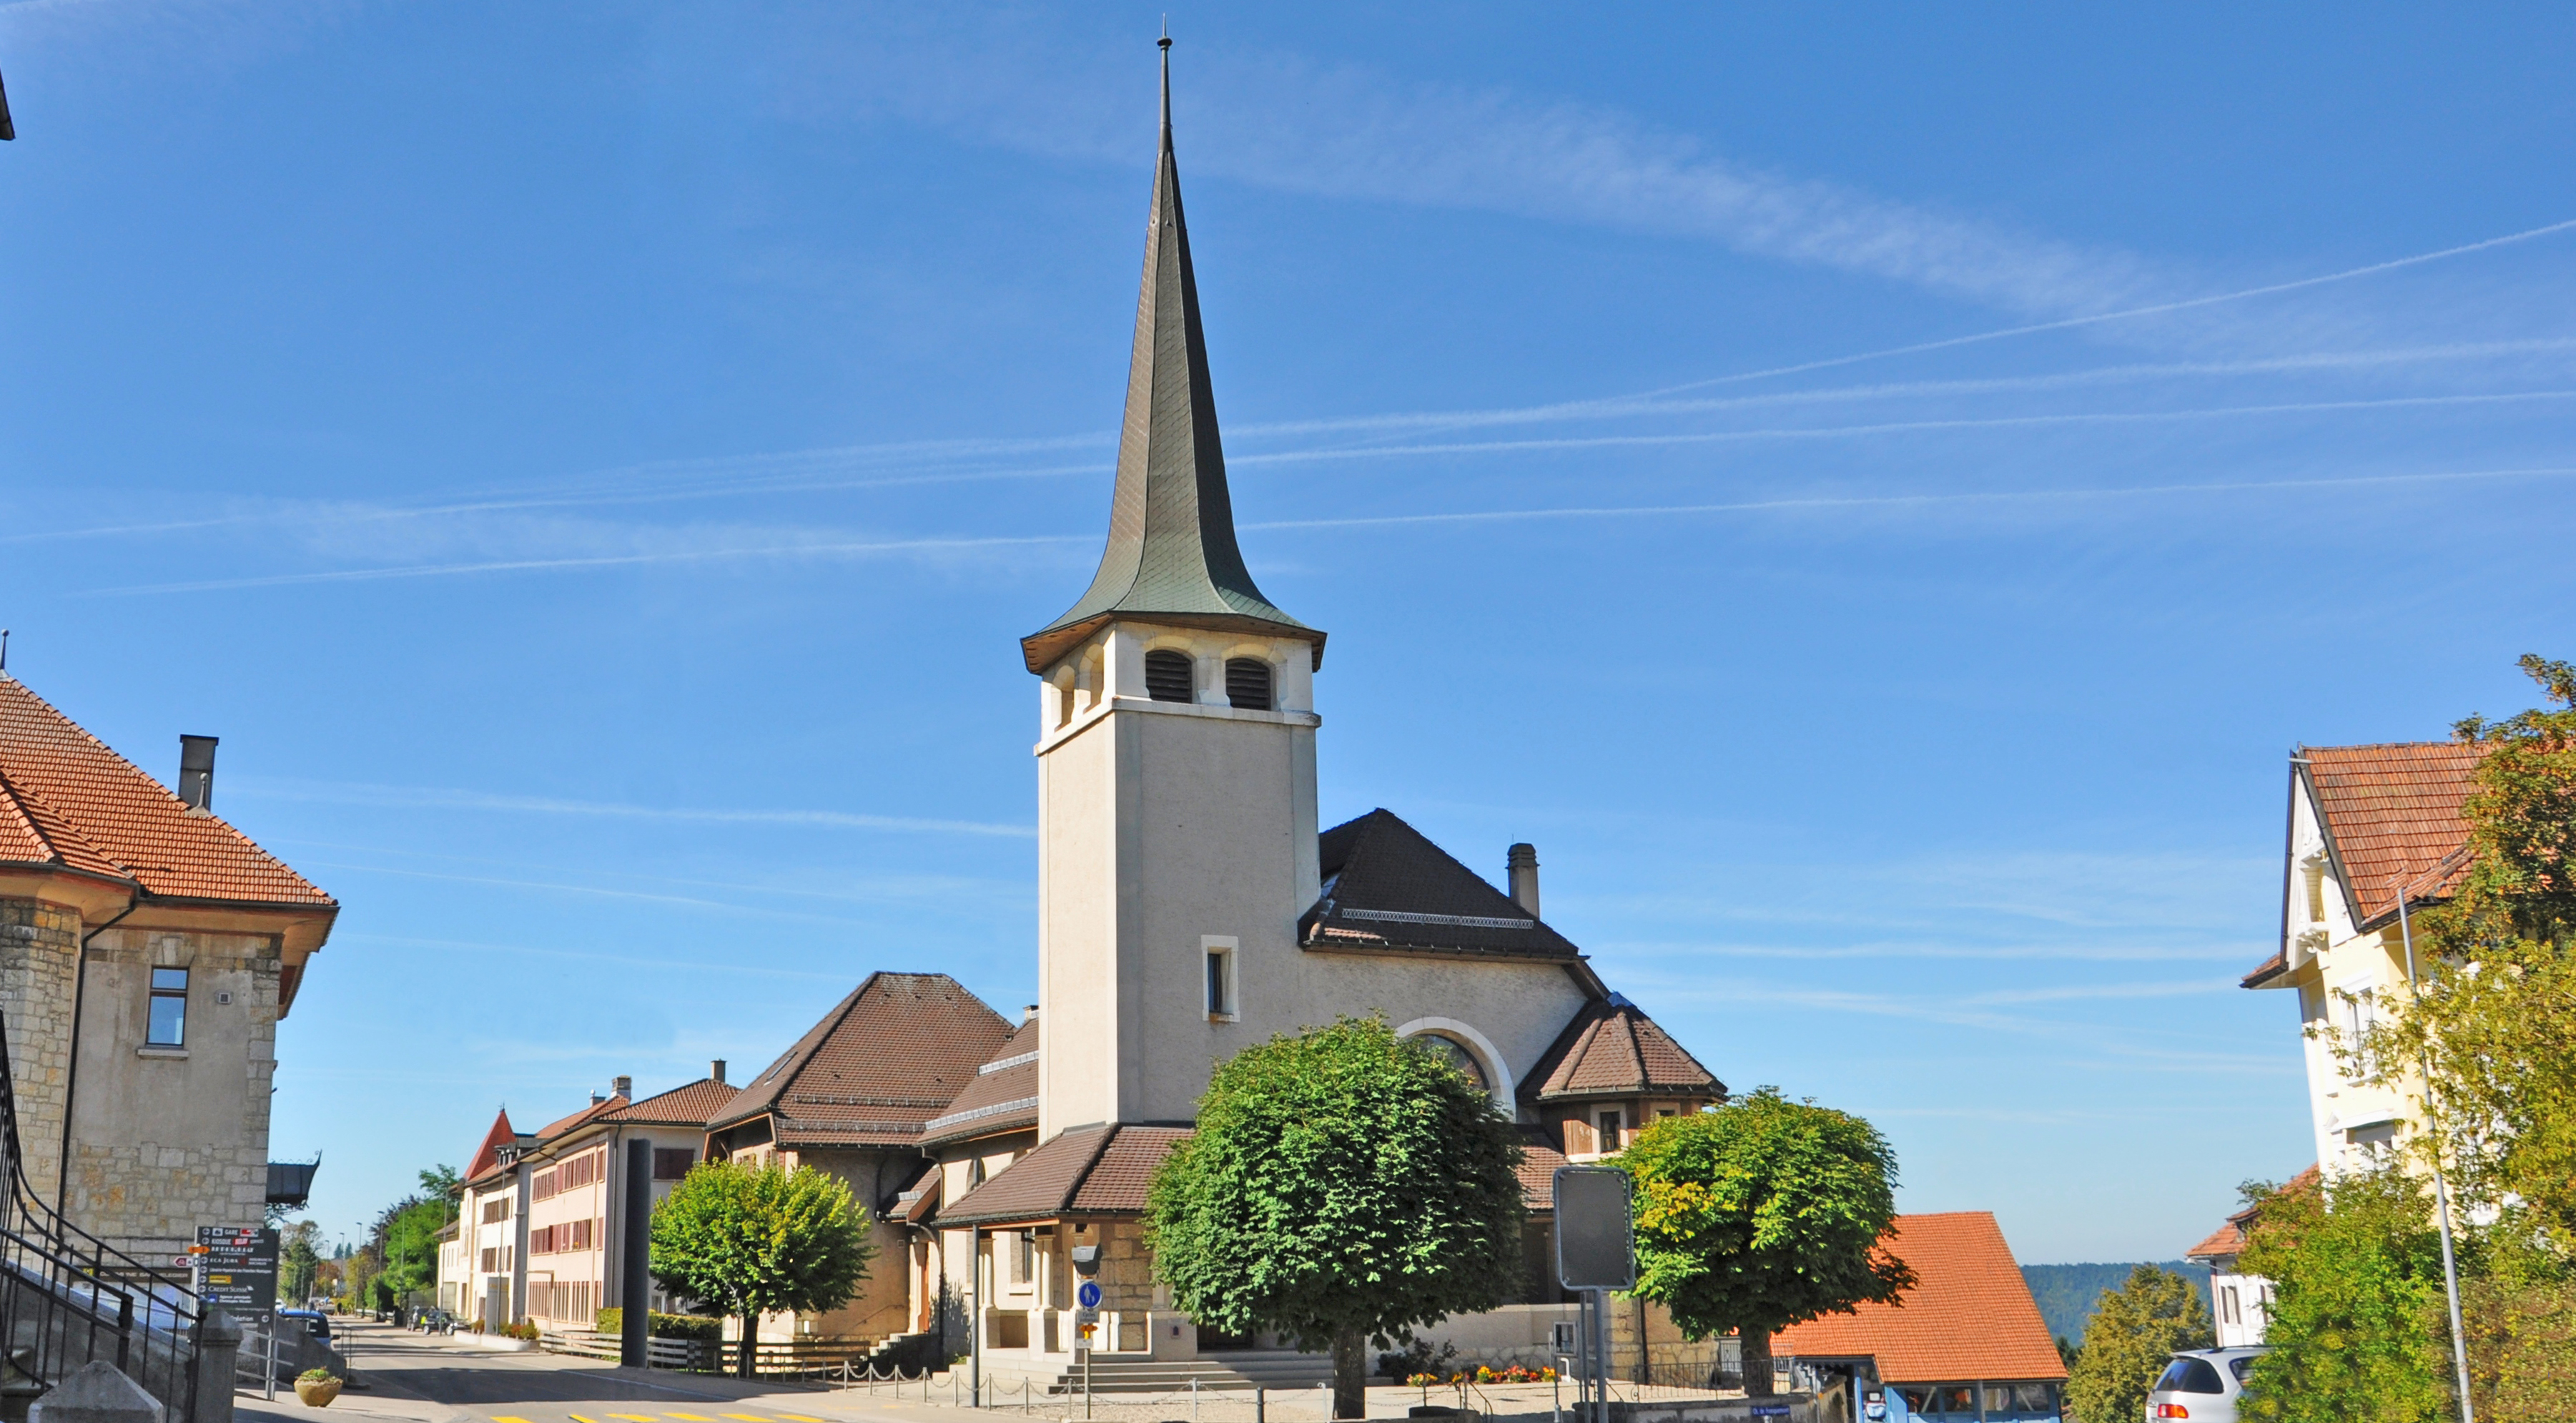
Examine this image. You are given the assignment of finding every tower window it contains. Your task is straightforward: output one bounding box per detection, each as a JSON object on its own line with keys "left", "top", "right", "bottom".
{"left": 1203, "top": 935, "right": 1238, "bottom": 1020}
{"left": 147, "top": 967, "right": 189, "bottom": 1046}
{"left": 1144, "top": 649, "right": 1195, "bottom": 703}
{"left": 1225, "top": 658, "right": 1273, "bottom": 711}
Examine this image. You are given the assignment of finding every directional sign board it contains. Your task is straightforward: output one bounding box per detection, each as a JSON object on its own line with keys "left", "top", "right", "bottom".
{"left": 1552, "top": 1166, "right": 1634, "bottom": 1291}
{"left": 197, "top": 1225, "right": 280, "bottom": 1311}
{"left": 1077, "top": 1281, "right": 1103, "bottom": 1309}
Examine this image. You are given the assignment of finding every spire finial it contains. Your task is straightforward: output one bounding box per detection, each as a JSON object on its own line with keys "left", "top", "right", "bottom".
{"left": 1158, "top": 24, "right": 1172, "bottom": 139}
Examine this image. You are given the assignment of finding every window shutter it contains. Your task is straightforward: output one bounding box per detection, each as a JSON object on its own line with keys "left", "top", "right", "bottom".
{"left": 1224, "top": 659, "right": 1273, "bottom": 711}
{"left": 1144, "top": 649, "right": 1195, "bottom": 702}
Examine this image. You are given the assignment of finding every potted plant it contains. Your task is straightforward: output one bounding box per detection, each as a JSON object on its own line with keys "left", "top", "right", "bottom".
{"left": 294, "top": 1369, "right": 342, "bottom": 1407}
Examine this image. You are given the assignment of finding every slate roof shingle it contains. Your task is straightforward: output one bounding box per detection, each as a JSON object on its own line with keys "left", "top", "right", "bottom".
{"left": 710, "top": 972, "right": 1015, "bottom": 1147}
{"left": 1772, "top": 1213, "right": 2064, "bottom": 1384}
{"left": 1301, "top": 810, "right": 1588, "bottom": 964}
{"left": 1521, "top": 997, "right": 1725, "bottom": 1105}
{"left": 0, "top": 676, "right": 335, "bottom": 909}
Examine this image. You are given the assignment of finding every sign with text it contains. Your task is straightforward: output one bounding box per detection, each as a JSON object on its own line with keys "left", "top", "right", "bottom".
{"left": 1552, "top": 1166, "right": 1634, "bottom": 1291}
{"left": 197, "top": 1225, "right": 280, "bottom": 1311}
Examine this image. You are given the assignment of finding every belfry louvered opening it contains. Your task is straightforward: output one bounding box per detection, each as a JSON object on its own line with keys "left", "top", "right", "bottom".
{"left": 1144, "top": 649, "right": 1195, "bottom": 703}
{"left": 1225, "top": 658, "right": 1273, "bottom": 711}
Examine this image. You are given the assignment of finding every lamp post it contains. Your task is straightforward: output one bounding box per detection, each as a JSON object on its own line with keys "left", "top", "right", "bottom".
{"left": 2392, "top": 865, "right": 2474, "bottom": 1423}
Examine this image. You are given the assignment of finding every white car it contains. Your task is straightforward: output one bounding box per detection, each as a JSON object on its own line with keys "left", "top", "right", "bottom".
{"left": 2146, "top": 1347, "right": 2266, "bottom": 1422}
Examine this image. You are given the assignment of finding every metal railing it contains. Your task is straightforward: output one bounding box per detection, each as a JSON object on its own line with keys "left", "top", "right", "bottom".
{"left": 0, "top": 1012, "right": 209, "bottom": 1423}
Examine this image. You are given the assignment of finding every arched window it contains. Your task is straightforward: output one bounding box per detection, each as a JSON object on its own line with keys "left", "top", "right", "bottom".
{"left": 1143, "top": 649, "right": 1195, "bottom": 703}
{"left": 1225, "top": 658, "right": 1273, "bottom": 711}
{"left": 1411, "top": 1033, "right": 1487, "bottom": 1089}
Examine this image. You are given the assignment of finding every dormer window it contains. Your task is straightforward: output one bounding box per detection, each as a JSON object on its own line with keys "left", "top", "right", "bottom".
{"left": 1225, "top": 658, "right": 1273, "bottom": 711}
{"left": 1144, "top": 649, "right": 1195, "bottom": 703}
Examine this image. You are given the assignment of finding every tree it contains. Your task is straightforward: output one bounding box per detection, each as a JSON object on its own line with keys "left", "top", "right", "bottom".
{"left": 280, "top": 1221, "right": 322, "bottom": 1306}
{"left": 1619, "top": 1088, "right": 1913, "bottom": 1397}
{"left": 1145, "top": 1017, "right": 1527, "bottom": 1419}
{"left": 2062, "top": 1265, "right": 2212, "bottom": 1423}
{"left": 649, "top": 1158, "right": 876, "bottom": 1378}
{"left": 2236, "top": 1167, "right": 2448, "bottom": 1423}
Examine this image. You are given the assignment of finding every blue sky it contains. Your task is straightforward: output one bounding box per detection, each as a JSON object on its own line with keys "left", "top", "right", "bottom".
{"left": 4, "top": 2, "right": 2573, "bottom": 1264}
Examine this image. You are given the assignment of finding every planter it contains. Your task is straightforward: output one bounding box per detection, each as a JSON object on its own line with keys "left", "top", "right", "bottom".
{"left": 294, "top": 1379, "right": 343, "bottom": 1408}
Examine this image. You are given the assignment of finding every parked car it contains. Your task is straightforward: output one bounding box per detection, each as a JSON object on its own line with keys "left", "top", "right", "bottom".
{"left": 276, "top": 1309, "right": 332, "bottom": 1342}
{"left": 2147, "top": 1347, "right": 2266, "bottom": 1422}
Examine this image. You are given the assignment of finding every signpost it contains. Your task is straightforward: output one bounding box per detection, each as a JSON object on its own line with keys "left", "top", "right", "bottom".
{"left": 1554, "top": 1168, "right": 1634, "bottom": 1423}
{"left": 199, "top": 1226, "right": 281, "bottom": 1400}
{"left": 1070, "top": 1245, "right": 1102, "bottom": 1419}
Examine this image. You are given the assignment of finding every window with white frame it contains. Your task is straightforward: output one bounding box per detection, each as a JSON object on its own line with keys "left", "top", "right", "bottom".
{"left": 1203, "top": 935, "right": 1238, "bottom": 1020}
{"left": 2339, "top": 985, "right": 2378, "bottom": 1075}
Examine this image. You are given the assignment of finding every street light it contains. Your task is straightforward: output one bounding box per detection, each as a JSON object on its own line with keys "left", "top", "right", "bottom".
{"left": 2392, "top": 859, "right": 2475, "bottom": 1423}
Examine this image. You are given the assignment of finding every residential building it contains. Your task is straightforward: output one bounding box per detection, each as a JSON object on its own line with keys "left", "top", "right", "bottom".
{"left": 1771, "top": 1213, "right": 2067, "bottom": 1423}
{"left": 2240, "top": 742, "right": 2481, "bottom": 1175}
{"left": 451, "top": 1067, "right": 736, "bottom": 1329}
{"left": 2182, "top": 1166, "right": 2317, "bottom": 1349}
{"left": 0, "top": 672, "right": 336, "bottom": 1261}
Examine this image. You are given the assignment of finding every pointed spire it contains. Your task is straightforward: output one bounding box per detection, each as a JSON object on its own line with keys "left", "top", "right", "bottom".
{"left": 1022, "top": 35, "right": 1322, "bottom": 675}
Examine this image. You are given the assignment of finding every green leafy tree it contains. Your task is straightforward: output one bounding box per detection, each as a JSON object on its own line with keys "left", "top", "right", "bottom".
{"left": 649, "top": 1158, "right": 876, "bottom": 1378}
{"left": 1145, "top": 1017, "right": 1526, "bottom": 1419}
{"left": 2062, "top": 1265, "right": 2211, "bottom": 1423}
{"left": 2236, "top": 1167, "right": 2449, "bottom": 1423}
{"left": 1619, "top": 1088, "right": 1913, "bottom": 1397}
{"left": 279, "top": 1221, "right": 322, "bottom": 1306}
{"left": 2374, "top": 654, "right": 2576, "bottom": 1245}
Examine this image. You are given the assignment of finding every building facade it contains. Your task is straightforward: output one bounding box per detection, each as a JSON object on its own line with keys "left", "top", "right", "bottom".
{"left": 0, "top": 673, "right": 335, "bottom": 1261}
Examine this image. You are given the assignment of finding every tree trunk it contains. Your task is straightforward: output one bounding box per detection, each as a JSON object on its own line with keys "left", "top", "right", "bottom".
{"left": 1331, "top": 1327, "right": 1366, "bottom": 1419}
{"left": 1740, "top": 1329, "right": 1772, "bottom": 1398}
{"left": 739, "top": 1310, "right": 759, "bottom": 1379}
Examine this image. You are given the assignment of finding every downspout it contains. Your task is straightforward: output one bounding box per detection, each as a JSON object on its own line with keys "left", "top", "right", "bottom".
{"left": 58, "top": 893, "right": 140, "bottom": 1211}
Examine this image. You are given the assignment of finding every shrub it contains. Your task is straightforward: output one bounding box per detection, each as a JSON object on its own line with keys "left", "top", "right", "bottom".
{"left": 503, "top": 1319, "right": 541, "bottom": 1341}
{"left": 2237, "top": 1166, "right": 2449, "bottom": 1423}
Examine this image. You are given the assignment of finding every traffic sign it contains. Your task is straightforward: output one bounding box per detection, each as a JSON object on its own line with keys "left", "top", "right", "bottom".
{"left": 196, "top": 1225, "right": 280, "bottom": 1311}
{"left": 1077, "top": 1281, "right": 1102, "bottom": 1309}
{"left": 1553, "top": 1166, "right": 1634, "bottom": 1291}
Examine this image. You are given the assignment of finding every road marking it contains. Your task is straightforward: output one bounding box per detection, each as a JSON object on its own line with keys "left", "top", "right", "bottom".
{"left": 722, "top": 1414, "right": 772, "bottom": 1420}
{"left": 493, "top": 1415, "right": 536, "bottom": 1423}
{"left": 570, "top": 1414, "right": 600, "bottom": 1422}
{"left": 666, "top": 1414, "right": 721, "bottom": 1420}
{"left": 774, "top": 1416, "right": 826, "bottom": 1422}
{"left": 608, "top": 1414, "right": 658, "bottom": 1420}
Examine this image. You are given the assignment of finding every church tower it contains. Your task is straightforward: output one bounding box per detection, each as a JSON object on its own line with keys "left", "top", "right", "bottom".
{"left": 1023, "top": 41, "right": 1326, "bottom": 1136}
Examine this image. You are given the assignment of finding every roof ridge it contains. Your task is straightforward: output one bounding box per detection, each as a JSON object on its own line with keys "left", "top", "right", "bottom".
{"left": 1060, "top": 1123, "right": 1121, "bottom": 1206}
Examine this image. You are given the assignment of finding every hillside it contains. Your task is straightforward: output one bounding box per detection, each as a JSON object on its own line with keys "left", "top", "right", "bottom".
{"left": 2021, "top": 1261, "right": 2213, "bottom": 1346}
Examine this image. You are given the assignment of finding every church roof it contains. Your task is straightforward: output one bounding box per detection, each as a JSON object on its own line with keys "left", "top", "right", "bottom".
{"left": 919, "top": 1017, "right": 1042, "bottom": 1147}
{"left": 1520, "top": 997, "right": 1725, "bottom": 1105}
{"left": 942, "top": 1122, "right": 1193, "bottom": 1226}
{"left": 1300, "top": 809, "right": 1594, "bottom": 970}
{"left": 710, "top": 972, "right": 1015, "bottom": 1147}
{"left": 1020, "top": 42, "right": 1320, "bottom": 676}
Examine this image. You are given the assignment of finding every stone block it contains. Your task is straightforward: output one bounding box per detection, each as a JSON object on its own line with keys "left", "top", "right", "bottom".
{"left": 28, "top": 1363, "right": 157, "bottom": 1423}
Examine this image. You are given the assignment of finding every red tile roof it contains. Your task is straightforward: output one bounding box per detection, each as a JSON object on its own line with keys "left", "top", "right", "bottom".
{"left": 2185, "top": 1166, "right": 2319, "bottom": 1264}
{"left": 1515, "top": 1128, "right": 1567, "bottom": 1210}
{"left": 1521, "top": 998, "right": 1724, "bottom": 1104}
{"left": 0, "top": 676, "right": 335, "bottom": 908}
{"left": 2304, "top": 741, "right": 2484, "bottom": 930}
{"left": 465, "top": 1109, "right": 517, "bottom": 1181}
{"left": 942, "top": 1123, "right": 1192, "bottom": 1226}
{"left": 599, "top": 1078, "right": 739, "bottom": 1127}
{"left": 533, "top": 1095, "right": 628, "bottom": 1141}
{"left": 1772, "top": 1213, "right": 2064, "bottom": 1385}
{"left": 711, "top": 972, "right": 1015, "bottom": 1146}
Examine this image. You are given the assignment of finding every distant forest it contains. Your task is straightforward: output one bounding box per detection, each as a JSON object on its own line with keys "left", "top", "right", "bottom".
{"left": 2022, "top": 1261, "right": 2212, "bottom": 1346}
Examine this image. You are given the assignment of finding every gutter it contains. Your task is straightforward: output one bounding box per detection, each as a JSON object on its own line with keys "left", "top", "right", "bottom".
{"left": 59, "top": 895, "right": 139, "bottom": 1210}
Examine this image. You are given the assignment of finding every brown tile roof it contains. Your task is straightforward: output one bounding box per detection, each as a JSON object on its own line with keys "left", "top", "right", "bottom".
{"left": 533, "top": 1095, "right": 628, "bottom": 1141}
{"left": 1773, "top": 1213, "right": 2065, "bottom": 1385}
{"left": 895, "top": 1173, "right": 942, "bottom": 1225}
{"left": 1515, "top": 1128, "right": 1566, "bottom": 1211}
{"left": 1301, "top": 810, "right": 1589, "bottom": 964}
{"left": 600, "top": 1078, "right": 739, "bottom": 1127}
{"left": 2186, "top": 1166, "right": 2319, "bottom": 1263}
{"left": 2239, "top": 950, "right": 2287, "bottom": 990}
{"left": 1521, "top": 997, "right": 1724, "bottom": 1105}
{"left": 711, "top": 972, "right": 1014, "bottom": 1146}
{"left": 920, "top": 1018, "right": 1041, "bottom": 1147}
{"left": 942, "top": 1123, "right": 1193, "bottom": 1226}
{"left": 2304, "top": 741, "right": 2484, "bottom": 930}
{"left": 0, "top": 676, "right": 335, "bottom": 909}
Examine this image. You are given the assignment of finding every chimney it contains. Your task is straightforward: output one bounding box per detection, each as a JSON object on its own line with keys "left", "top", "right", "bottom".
{"left": 710, "top": 1059, "right": 726, "bottom": 1084}
{"left": 1507, "top": 843, "right": 1540, "bottom": 917}
{"left": 1024, "top": 1003, "right": 1040, "bottom": 1024}
{"left": 177, "top": 735, "right": 219, "bottom": 812}
{"left": 590, "top": 1091, "right": 606, "bottom": 1105}
{"left": 613, "top": 1075, "right": 633, "bottom": 1099}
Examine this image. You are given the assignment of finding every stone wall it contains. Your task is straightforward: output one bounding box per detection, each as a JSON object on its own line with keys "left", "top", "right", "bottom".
{"left": 0, "top": 897, "right": 81, "bottom": 1203}
{"left": 64, "top": 926, "right": 280, "bottom": 1258}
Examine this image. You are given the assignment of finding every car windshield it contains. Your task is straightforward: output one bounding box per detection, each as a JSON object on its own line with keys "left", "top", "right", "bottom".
{"left": 2156, "top": 1357, "right": 2226, "bottom": 1394}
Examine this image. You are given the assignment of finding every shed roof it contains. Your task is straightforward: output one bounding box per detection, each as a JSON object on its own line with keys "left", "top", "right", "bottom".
{"left": 1772, "top": 1213, "right": 2064, "bottom": 1385}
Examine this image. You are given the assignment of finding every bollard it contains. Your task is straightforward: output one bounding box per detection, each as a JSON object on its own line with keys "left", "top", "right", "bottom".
{"left": 1257, "top": 1387, "right": 1265, "bottom": 1423}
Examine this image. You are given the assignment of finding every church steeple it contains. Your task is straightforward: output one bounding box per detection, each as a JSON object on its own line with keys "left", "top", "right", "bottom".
{"left": 1020, "top": 37, "right": 1322, "bottom": 675}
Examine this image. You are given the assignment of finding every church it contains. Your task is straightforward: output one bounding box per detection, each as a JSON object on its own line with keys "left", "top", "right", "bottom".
{"left": 877, "top": 46, "right": 1731, "bottom": 1387}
